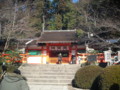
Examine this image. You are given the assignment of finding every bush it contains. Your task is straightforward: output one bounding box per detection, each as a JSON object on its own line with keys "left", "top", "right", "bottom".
{"left": 7, "top": 65, "right": 18, "bottom": 73}
{"left": 96, "top": 65, "right": 120, "bottom": 90}
{"left": 75, "top": 65, "right": 103, "bottom": 89}
{"left": 0, "top": 64, "right": 18, "bottom": 75}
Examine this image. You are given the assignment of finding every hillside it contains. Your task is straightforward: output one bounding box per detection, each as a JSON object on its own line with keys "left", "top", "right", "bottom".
{"left": 0, "top": 0, "right": 120, "bottom": 51}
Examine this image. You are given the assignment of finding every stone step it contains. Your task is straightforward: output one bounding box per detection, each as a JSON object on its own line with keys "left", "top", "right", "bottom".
{"left": 23, "top": 75, "right": 74, "bottom": 79}
{"left": 22, "top": 72, "right": 75, "bottom": 75}
{"left": 22, "top": 64, "right": 80, "bottom": 66}
{"left": 20, "top": 69, "right": 79, "bottom": 72}
{"left": 20, "top": 66, "right": 80, "bottom": 69}
{"left": 19, "top": 64, "right": 80, "bottom": 85}
{"left": 27, "top": 82, "right": 71, "bottom": 85}
{"left": 27, "top": 79, "right": 72, "bottom": 85}
{"left": 27, "top": 78, "right": 72, "bottom": 81}
{"left": 20, "top": 64, "right": 80, "bottom": 69}
{"left": 20, "top": 67, "right": 79, "bottom": 70}
{"left": 21, "top": 70, "right": 77, "bottom": 73}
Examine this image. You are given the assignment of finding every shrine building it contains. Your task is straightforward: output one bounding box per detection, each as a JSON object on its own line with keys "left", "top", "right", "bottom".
{"left": 25, "top": 30, "right": 85, "bottom": 64}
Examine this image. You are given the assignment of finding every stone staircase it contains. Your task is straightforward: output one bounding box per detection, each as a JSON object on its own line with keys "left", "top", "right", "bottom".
{"left": 19, "top": 64, "right": 80, "bottom": 85}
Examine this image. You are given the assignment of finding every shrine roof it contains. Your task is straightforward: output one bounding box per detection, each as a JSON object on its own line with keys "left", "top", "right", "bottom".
{"left": 37, "top": 30, "right": 78, "bottom": 43}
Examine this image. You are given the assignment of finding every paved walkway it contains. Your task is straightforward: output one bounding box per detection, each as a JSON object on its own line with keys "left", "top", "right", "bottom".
{"left": 29, "top": 84, "right": 88, "bottom": 90}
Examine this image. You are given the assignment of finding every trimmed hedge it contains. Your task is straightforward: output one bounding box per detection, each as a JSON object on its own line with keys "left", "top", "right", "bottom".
{"left": 96, "top": 65, "right": 120, "bottom": 90}
{"left": 75, "top": 65, "right": 103, "bottom": 89}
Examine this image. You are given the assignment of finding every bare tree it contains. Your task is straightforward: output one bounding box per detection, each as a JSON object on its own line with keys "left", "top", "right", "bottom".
{"left": 3, "top": 0, "right": 18, "bottom": 53}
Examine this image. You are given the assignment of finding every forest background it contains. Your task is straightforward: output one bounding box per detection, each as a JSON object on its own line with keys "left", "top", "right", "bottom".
{"left": 0, "top": 0, "right": 120, "bottom": 51}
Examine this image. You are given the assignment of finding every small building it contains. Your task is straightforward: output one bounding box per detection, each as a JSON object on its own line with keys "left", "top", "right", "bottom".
{"left": 25, "top": 30, "right": 86, "bottom": 64}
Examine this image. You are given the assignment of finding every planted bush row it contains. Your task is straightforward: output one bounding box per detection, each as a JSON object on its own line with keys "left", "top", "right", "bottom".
{"left": 74, "top": 65, "right": 120, "bottom": 90}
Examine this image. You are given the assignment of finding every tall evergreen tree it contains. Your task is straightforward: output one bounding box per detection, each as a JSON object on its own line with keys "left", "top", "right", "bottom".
{"left": 29, "top": 0, "right": 45, "bottom": 30}
{"left": 30, "top": 0, "right": 80, "bottom": 30}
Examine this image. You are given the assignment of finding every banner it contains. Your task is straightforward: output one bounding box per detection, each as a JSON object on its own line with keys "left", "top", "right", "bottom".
{"left": 118, "top": 51, "right": 120, "bottom": 61}
{"left": 104, "top": 51, "right": 111, "bottom": 62}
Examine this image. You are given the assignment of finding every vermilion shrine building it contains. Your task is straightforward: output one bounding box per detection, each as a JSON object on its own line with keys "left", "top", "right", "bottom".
{"left": 25, "top": 30, "right": 86, "bottom": 64}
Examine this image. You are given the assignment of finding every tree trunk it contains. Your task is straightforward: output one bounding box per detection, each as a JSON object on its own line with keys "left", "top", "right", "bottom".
{"left": 0, "top": 22, "right": 1, "bottom": 39}
{"left": 3, "top": 0, "right": 17, "bottom": 53}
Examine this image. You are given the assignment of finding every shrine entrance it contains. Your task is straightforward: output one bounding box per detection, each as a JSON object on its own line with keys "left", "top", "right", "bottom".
{"left": 25, "top": 30, "right": 78, "bottom": 64}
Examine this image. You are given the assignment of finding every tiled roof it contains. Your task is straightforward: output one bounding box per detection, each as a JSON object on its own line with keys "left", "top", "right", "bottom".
{"left": 37, "top": 30, "right": 78, "bottom": 43}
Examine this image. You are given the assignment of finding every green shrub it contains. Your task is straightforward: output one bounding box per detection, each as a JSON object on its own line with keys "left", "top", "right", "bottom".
{"left": 0, "top": 64, "right": 18, "bottom": 74}
{"left": 75, "top": 65, "right": 103, "bottom": 89}
{"left": 7, "top": 65, "right": 18, "bottom": 73}
{"left": 97, "top": 65, "right": 120, "bottom": 90}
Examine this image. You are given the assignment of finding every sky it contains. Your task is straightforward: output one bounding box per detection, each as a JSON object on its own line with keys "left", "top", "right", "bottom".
{"left": 72, "top": 0, "right": 79, "bottom": 3}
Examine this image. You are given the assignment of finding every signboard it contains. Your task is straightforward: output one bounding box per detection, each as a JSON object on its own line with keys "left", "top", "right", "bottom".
{"left": 87, "top": 55, "right": 97, "bottom": 62}
{"left": 50, "top": 46, "right": 69, "bottom": 51}
{"left": 72, "top": 50, "right": 76, "bottom": 55}
{"left": 118, "top": 51, "right": 120, "bottom": 61}
{"left": 104, "top": 51, "right": 111, "bottom": 62}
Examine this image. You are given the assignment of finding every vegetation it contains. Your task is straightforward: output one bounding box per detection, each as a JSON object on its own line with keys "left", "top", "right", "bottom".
{"left": 75, "top": 65, "right": 103, "bottom": 89}
{"left": 0, "top": 50, "right": 22, "bottom": 65}
{"left": 0, "top": 64, "right": 18, "bottom": 79}
{"left": 7, "top": 65, "right": 19, "bottom": 73}
{"left": 92, "top": 65, "right": 120, "bottom": 90}
{"left": 0, "top": 50, "right": 21, "bottom": 78}
{"left": 0, "top": 0, "right": 120, "bottom": 50}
